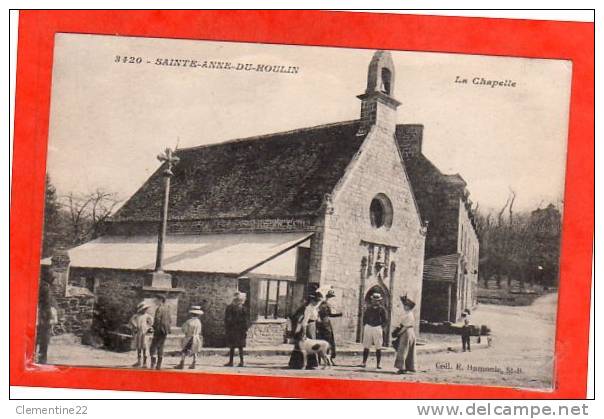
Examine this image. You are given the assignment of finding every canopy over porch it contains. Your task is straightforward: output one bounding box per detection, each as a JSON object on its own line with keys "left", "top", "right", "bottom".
{"left": 42, "top": 232, "right": 313, "bottom": 279}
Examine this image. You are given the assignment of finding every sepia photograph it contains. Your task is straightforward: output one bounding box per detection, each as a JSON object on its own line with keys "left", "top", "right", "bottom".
{"left": 34, "top": 33, "right": 572, "bottom": 391}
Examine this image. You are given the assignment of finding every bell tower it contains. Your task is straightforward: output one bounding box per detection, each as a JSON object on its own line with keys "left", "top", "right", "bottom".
{"left": 357, "top": 50, "right": 401, "bottom": 134}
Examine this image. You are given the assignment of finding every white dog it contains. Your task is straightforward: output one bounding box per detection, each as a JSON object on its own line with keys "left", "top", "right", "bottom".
{"left": 292, "top": 322, "right": 333, "bottom": 369}
{"left": 297, "top": 337, "right": 333, "bottom": 370}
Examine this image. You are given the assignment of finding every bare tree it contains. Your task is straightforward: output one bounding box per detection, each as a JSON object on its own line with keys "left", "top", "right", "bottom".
{"left": 60, "top": 189, "right": 121, "bottom": 245}
{"left": 475, "top": 190, "right": 562, "bottom": 294}
{"left": 87, "top": 189, "right": 121, "bottom": 238}
{"left": 508, "top": 188, "right": 516, "bottom": 227}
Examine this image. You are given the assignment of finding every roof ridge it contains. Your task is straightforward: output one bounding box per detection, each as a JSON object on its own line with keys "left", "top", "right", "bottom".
{"left": 177, "top": 119, "right": 360, "bottom": 153}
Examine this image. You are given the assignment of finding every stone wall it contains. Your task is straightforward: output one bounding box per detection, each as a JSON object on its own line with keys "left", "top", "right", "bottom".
{"left": 420, "top": 281, "right": 453, "bottom": 322}
{"left": 316, "top": 122, "right": 426, "bottom": 344}
{"left": 54, "top": 289, "right": 95, "bottom": 337}
{"left": 247, "top": 319, "right": 288, "bottom": 346}
{"left": 457, "top": 199, "right": 480, "bottom": 314}
{"left": 396, "top": 124, "right": 424, "bottom": 159}
{"left": 427, "top": 190, "right": 462, "bottom": 257}
{"left": 174, "top": 272, "right": 239, "bottom": 347}
{"left": 68, "top": 267, "right": 239, "bottom": 347}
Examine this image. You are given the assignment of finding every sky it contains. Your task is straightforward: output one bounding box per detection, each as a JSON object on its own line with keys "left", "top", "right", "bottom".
{"left": 46, "top": 34, "right": 572, "bottom": 213}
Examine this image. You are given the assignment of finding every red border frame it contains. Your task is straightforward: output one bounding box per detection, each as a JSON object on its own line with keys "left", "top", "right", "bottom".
{"left": 10, "top": 10, "right": 594, "bottom": 399}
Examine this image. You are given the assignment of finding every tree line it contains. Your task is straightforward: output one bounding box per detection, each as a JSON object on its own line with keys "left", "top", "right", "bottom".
{"left": 473, "top": 190, "right": 562, "bottom": 289}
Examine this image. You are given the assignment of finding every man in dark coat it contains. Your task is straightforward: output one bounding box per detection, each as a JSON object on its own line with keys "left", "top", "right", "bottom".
{"left": 224, "top": 292, "right": 249, "bottom": 367}
{"left": 316, "top": 289, "right": 342, "bottom": 364}
{"left": 150, "top": 294, "right": 172, "bottom": 370}
{"left": 36, "top": 271, "right": 58, "bottom": 364}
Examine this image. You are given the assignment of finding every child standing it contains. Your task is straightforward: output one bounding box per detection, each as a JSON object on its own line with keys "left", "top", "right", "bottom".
{"left": 129, "top": 302, "right": 154, "bottom": 368}
{"left": 176, "top": 305, "right": 204, "bottom": 369}
{"left": 461, "top": 308, "right": 472, "bottom": 352}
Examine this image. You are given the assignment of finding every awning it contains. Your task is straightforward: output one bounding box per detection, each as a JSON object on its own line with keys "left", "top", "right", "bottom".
{"left": 42, "top": 232, "right": 313, "bottom": 278}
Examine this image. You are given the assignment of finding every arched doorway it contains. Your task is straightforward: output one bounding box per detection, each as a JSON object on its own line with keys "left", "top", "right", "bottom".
{"left": 364, "top": 284, "right": 391, "bottom": 345}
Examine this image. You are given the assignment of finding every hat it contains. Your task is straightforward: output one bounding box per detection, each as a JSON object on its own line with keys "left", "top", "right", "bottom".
{"left": 136, "top": 302, "right": 151, "bottom": 313}
{"left": 370, "top": 293, "right": 383, "bottom": 301}
{"left": 189, "top": 305, "right": 204, "bottom": 315}
{"left": 400, "top": 295, "right": 416, "bottom": 309}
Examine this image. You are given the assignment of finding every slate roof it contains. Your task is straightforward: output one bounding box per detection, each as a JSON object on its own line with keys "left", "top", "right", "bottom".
{"left": 112, "top": 121, "right": 367, "bottom": 222}
{"left": 395, "top": 126, "right": 466, "bottom": 214}
{"left": 395, "top": 124, "right": 476, "bottom": 236}
{"left": 422, "top": 253, "right": 461, "bottom": 282}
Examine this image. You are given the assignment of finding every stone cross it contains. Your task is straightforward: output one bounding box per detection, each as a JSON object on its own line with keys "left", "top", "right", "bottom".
{"left": 154, "top": 147, "right": 180, "bottom": 272}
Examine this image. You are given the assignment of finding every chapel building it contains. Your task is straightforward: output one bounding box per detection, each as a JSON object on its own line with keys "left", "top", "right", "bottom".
{"left": 41, "top": 50, "right": 476, "bottom": 347}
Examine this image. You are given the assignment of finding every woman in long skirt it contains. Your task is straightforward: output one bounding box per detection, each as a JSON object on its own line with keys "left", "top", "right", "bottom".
{"left": 394, "top": 295, "right": 417, "bottom": 374}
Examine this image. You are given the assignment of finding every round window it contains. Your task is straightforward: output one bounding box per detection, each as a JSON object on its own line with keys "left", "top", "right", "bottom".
{"left": 370, "top": 194, "right": 393, "bottom": 229}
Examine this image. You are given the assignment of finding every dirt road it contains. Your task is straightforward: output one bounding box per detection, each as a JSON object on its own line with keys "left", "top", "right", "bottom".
{"left": 46, "top": 293, "right": 558, "bottom": 391}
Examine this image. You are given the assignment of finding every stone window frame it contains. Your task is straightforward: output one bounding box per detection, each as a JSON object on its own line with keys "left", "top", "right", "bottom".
{"left": 369, "top": 193, "right": 394, "bottom": 230}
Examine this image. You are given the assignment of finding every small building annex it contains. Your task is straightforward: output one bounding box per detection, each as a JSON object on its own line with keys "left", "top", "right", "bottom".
{"left": 396, "top": 126, "right": 480, "bottom": 323}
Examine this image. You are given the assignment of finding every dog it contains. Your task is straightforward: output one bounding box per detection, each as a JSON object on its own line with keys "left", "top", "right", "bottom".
{"left": 291, "top": 323, "right": 333, "bottom": 370}
{"left": 296, "top": 336, "right": 333, "bottom": 370}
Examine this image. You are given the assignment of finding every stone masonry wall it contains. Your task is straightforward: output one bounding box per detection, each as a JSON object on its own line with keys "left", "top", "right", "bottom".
{"left": 68, "top": 268, "right": 239, "bottom": 347}
{"left": 457, "top": 199, "right": 480, "bottom": 314}
{"left": 174, "top": 272, "right": 239, "bottom": 347}
{"left": 247, "top": 319, "right": 288, "bottom": 346}
{"left": 55, "top": 292, "right": 95, "bottom": 338}
{"left": 316, "top": 122, "right": 426, "bottom": 344}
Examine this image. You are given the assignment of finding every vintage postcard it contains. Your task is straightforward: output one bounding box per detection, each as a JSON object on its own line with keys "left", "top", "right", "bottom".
{"left": 31, "top": 32, "right": 574, "bottom": 392}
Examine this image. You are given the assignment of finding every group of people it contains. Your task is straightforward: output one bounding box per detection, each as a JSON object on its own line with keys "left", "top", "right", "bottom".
{"left": 129, "top": 294, "right": 174, "bottom": 370}
{"left": 37, "top": 270, "right": 470, "bottom": 375}
{"left": 130, "top": 287, "right": 417, "bottom": 374}
{"left": 130, "top": 291, "right": 250, "bottom": 370}
{"left": 289, "top": 289, "right": 418, "bottom": 374}
{"left": 288, "top": 288, "right": 341, "bottom": 369}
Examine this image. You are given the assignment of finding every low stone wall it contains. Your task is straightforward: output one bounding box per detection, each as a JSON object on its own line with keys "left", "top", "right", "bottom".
{"left": 247, "top": 319, "right": 288, "bottom": 346}
{"left": 54, "top": 286, "right": 95, "bottom": 338}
